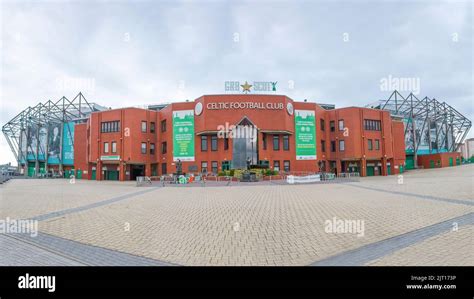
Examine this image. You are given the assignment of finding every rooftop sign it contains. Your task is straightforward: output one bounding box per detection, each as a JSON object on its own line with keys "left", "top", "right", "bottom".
{"left": 225, "top": 81, "right": 277, "bottom": 93}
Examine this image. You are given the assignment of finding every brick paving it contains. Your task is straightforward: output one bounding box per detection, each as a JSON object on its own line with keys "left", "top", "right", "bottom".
{"left": 0, "top": 232, "right": 173, "bottom": 266}
{"left": 311, "top": 212, "right": 473, "bottom": 266}
{"left": 0, "top": 164, "right": 472, "bottom": 266}
{"left": 367, "top": 225, "right": 474, "bottom": 266}
{"left": 0, "top": 234, "right": 83, "bottom": 266}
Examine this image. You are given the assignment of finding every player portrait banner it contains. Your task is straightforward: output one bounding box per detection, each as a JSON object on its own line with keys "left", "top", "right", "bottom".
{"left": 172, "top": 110, "right": 195, "bottom": 161}
{"left": 294, "top": 110, "right": 316, "bottom": 160}
{"left": 26, "top": 123, "right": 38, "bottom": 161}
{"left": 62, "top": 122, "right": 75, "bottom": 165}
{"left": 47, "top": 122, "right": 62, "bottom": 164}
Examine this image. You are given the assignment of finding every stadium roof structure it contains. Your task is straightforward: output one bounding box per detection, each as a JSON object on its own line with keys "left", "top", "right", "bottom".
{"left": 2, "top": 92, "right": 106, "bottom": 163}
{"left": 368, "top": 90, "right": 471, "bottom": 153}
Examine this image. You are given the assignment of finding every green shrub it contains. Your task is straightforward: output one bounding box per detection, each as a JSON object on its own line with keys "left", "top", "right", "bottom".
{"left": 217, "top": 171, "right": 226, "bottom": 176}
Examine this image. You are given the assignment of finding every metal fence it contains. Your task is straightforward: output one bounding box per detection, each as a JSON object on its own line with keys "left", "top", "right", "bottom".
{"left": 136, "top": 171, "right": 360, "bottom": 187}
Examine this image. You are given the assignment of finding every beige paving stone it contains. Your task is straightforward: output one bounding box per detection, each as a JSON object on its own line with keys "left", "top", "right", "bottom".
{"left": 367, "top": 225, "right": 474, "bottom": 266}
{"left": 2, "top": 165, "right": 472, "bottom": 266}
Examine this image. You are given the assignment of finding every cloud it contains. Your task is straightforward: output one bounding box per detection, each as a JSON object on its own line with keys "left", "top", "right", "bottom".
{"left": 1, "top": 0, "right": 472, "bottom": 164}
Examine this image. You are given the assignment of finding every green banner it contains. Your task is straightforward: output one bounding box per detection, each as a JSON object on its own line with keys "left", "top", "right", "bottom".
{"left": 173, "top": 110, "right": 195, "bottom": 161}
{"left": 295, "top": 110, "right": 316, "bottom": 160}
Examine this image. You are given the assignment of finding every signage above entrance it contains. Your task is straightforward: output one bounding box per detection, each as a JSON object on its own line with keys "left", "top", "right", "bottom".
{"left": 206, "top": 102, "right": 284, "bottom": 110}
{"left": 225, "top": 81, "right": 277, "bottom": 93}
{"left": 101, "top": 155, "right": 120, "bottom": 161}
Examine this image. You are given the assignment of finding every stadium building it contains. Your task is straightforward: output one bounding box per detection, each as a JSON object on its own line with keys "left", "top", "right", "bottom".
{"left": 2, "top": 91, "right": 469, "bottom": 181}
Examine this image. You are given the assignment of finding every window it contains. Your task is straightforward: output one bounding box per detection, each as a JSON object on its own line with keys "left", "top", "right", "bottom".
{"left": 273, "top": 135, "right": 280, "bottom": 151}
{"left": 330, "top": 121, "right": 335, "bottom": 132}
{"left": 161, "top": 142, "right": 167, "bottom": 154}
{"left": 100, "top": 121, "right": 120, "bottom": 133}
{"left": 338, "top": 119, "right": 344, "bottom": 131}
{"left": 161, "top": 120, "right": 167, "bottom": 132}
{"left": 364, "top": 119, "right": 381, "bottom": 131}
{"left": 273, "top": 161, "right": 280, "bottom": 171}
{"left": 141, "top": 142, "right": 147, "bottom": 154}
{"left": 375, "top": 139, "right": 380, "bottom": 150}
{"left": 201, "top": 135, "right": 208, "bottom": 151}
{"left": 339, "top": 140, "right": 345, "bottom": 151}
{"left": 283, "top": 160, "right": 290, "bottom": 172}
{"left": 331, "top": 141, "right": 336, "bottom": 152}
{"left": 321, "top": 140, "right": 326, "bottom": 152}
{"left": 201, "top": 161, "right": 208, "bottom": 173}
{"left": 224, "top": 137, "right": 229, "bottom": 150}
{"left": 222, "top": 161, "right": 231, "bottom": 171}
{"left": 150, "top": 122, "right": 155, "bottom": 133}
{"left": 111, "top": 141, "right": 117, "bottom": 153}
{"left": 368, "top": 139, "right": 373, "bottom": 150}
{"left": 262, "top": 133, "right": 267, "bottom": 150}
{"left": 150, "top": 143, "right": 155, "bottom": 155}
{"left": 211, "top": 135, "right": 218, "bottom": 151}
{"left": 211, "top": 161, "right": 218, "bottom": 173}
{"left": 320, "top": 119, "right": 325, "bottom": 131}
{"left": 283, "top": 135, "right": 289, "bottom": 151}
{"left": 141, "top": 121, "right": 147, "bottom": 133}
{"left": 103, "top": 142, "right": 109, "bottom": 153}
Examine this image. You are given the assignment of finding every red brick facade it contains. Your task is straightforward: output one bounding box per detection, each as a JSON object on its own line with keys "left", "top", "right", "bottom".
{"left": 417, "top": 152, "right": 462, "bottom": 169}
{"left": 74, "top": 95, "right": 407, "bottom": 180}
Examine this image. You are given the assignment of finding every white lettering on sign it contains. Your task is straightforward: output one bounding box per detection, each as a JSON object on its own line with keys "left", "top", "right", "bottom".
{"left": 206, "top": 102, "right": 284, "bottom": 110}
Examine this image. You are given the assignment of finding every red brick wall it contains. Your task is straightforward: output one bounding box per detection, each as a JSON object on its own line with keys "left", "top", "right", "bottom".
{"left": 75, "top": 95, "right": 408, "bottom": 180}
{"left": 417, "top": 152, "right": 461, "bottom": 169}
{"left": 74, "top": 123, "right": 89, "bottom": 179}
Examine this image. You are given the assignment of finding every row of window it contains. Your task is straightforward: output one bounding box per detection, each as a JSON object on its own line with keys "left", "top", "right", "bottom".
{"left": 103, "top": 142, "right": 117, "bottom": 153}
{"left": 320, "top": 138, "right": 381, "bottom": 152}
{"left": 320, "top": 119, "right": 344, "bottom": 132}
{"left": 101, "top": 120, "right": 163, "bottom": 134}
{"left": 103, "top": 118, "right": 381, "bottom": 135}
{"left": 103, "top": 141, "right": 158, "bottom": 155}
{"left": 105, "top": 138, "right": 381, "bottom": 155}
{"left": 142, "top": 120, "right": 167, "bottom": 133}
{"left": 262, "top": 134, "right": 290, "bottom": 151}
{"left": 101, "top": 121, "right": 120, "bottom": 133}
{"left": 320, "top": 119, "right": 382, "bottom": 132}
{"left": 364, "top": 119, "right": 382, "bottom": 131}
{"left": 200, "top": 134, "right": 291, "bottom": 152}
{"left": 140, "top": 143, "right": 156, "bottom": 154}
{"left": 320, "top": 140, "right": 345, "bottom": 152}
{"left": 141, "top": 121, "right": 156, "bottom": 133}
{"left": 367, "top": 139, "right": 380, "bottom": 150}
{"left": 201, "top": 135, "right": 220, "bottom": 151}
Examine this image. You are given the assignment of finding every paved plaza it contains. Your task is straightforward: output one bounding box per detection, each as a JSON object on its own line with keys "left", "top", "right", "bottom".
{"left": 0, "top": 165, "right": 473, "bottom": 266}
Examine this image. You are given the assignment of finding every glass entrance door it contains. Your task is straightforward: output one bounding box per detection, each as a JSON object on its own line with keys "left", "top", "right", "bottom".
{"left": 232, "top": 125, "right": 257, "bottom": 169}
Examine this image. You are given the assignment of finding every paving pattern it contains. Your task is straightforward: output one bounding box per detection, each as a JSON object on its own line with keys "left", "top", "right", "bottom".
{"left": 367, "top": 225, "right": 474, "bottom": 266}
{"left": 311, "top": 212, "right": 473, "bottom": 266}
{"left": 0, "top": 164, "right": 473, "bottom": 266}
{"left": 0, "top": 234, "right": 83, "bottom": 266}
{"left": 1, "top": 232, "right": 173, "bottom": 266}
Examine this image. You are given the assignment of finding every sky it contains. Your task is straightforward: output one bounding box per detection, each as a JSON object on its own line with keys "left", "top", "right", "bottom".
{"left": 0, "top": 0, "right": 472, "bottom": 165}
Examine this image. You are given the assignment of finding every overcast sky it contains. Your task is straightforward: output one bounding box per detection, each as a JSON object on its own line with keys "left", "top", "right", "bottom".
{"left": 0, "top": 0, "right": 472, "bottom": 165}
